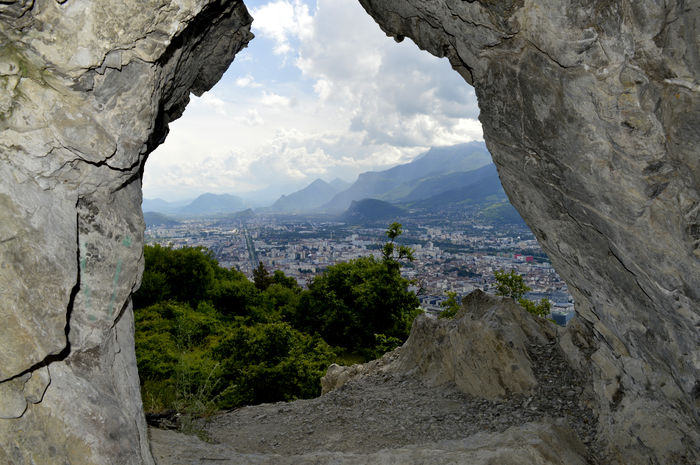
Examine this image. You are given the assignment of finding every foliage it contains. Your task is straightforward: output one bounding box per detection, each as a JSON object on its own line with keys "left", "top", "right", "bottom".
{"left": 382, "top": 222, "right": 415, "bottom": 265}
{"left": 134, "top": 244, "right": 218, "bottom": 308}
{"left": 133, "top": 223, "right": 421, "bottom": 418}
{"left": 438, "top": 291, "right": 461, "bottom": 319}
{"left": 369, "top": 333, "right": 405, "bottom": 359}
{"left": 134, "top": 301, "right": 222, "bottom": 414}
{"left": 518, "top": 297, "right": 551, "bottom": 318}
{"left": 297, "top": 255, "right": 420, "bottom": 353}
{"left": 295, "top": 223, "right": 421, "bottom": 355}
{"left": 493, "top": 269, "right": 530, "bottom": 300}
{"left": 213, "top": 322, "right": 336, "bottom": 408}
{"left": 253, "top": 261, "right": 273, "bottom": 290}
{"left": 493, "top": 269, "right": 551, "bottom": 318}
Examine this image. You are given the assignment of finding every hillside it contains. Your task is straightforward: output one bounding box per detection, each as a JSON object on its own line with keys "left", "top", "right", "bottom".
{"left": 271, "top": 178, "right": 346, "bottom": 213}
{"left": 142, "top": 198, "right": 190, "bottom": 215}
{"left": 177, "top": 193, "right": 247, "bottom": 216}
{"left": 412, "top": 165, "right": 505, "bottom": 207}
{"left": 340, "top": 199, "right": 406, "bottom": 224}
{"left": 321, "top": 142, "right": 491, "bottom": 213}
{"left": 395, "top": 164, "right": 499, "bottom": 203}
{"left": 143, "top": 211, "right": 180, "bottom": 227}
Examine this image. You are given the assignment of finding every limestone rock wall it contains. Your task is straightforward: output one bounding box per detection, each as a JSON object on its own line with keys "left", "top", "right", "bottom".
{"left": 0, "top": 1, "right": 252, "bottom": 463}
{"left": 1, "top": 0, "right": 698, "bottom": 463}
{"left": 358, "top": 1, "right": 699, "bottom": 463}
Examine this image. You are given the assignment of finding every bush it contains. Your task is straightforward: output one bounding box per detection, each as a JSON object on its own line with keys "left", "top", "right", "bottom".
{"left": 493, "top": 269, "right": 551, "bottom": 318}
{"left": 134, "top": 226, "right": 422, "bottom": 416}
{"left": 438, "top": 291, "right": 461, "bottom": 319}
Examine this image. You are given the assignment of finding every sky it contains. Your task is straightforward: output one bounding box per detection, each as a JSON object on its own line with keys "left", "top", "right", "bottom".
{"left": 142, "top": 0, "right": 483, "bottom": 204}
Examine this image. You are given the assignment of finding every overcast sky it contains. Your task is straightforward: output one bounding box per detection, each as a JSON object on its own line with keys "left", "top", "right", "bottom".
{"left": 142, "top": 0, "right": 483, "bottom": 203}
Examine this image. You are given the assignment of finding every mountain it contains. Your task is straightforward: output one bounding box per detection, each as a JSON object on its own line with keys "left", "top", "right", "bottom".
{"left": 477, "top": 201, "right": 525, "bottom": 225}
{"left": 340, "top": 199, "right": 406, "bottom": 224}
{"left": 411, "top": 165, "right": 505, "bottom": 206}
{"left": 407, "top": 167, "right": 526, "bottom": 225}
{"left": 177, "top": 193, "right": 247, "bottom": 217}
{"left": 386, "top": 164, "right": 498, "bottom": 203}
{"left": 142, "top": 198, "right": 190, "bottom": 215}
{"left": 270, "top": 178, "right": 345, "bottom": 213}
{"left": 321, "top": 142, "right": 491, "bottom": 213}
{"left": 413, "top": 166, "right": 506, "bottom": 207}
{"left": 329, "top": 178, "right": 352, "bottom": 191}
{"left": 143, "top": 211, "right": 179, "bottom": 227}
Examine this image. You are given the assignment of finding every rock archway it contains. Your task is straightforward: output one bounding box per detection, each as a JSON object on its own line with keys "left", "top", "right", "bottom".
{"left": 356, "top": 1, "right": 700, "bottom": 462}
{"left": 0, "top": 1, "right": 697, "bottom": 464}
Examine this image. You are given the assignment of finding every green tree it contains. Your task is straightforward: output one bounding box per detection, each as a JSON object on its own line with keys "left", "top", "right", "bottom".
{"left": 213, "top": 322, "right": 336, "bottom": 408}
{"left": 438, "top": 291, "right": 461, "bottom": 319}
{"left": 134, "top": 300, "right": 223, "bottom": 413}
{"left": 518, "top": 297, "right": 551, "bottom": 318}
{"left": 382, "top": 222, "right": 415, "bottom": 267}
{"left": 253, "top": 261, "right": 274, "bottom": 290}
{"left": 493, "top": 269, "right": 551, "bottom": 318}
{"left": 493, "top": 269, "right": 530, "bottom": 300}
{"left": 297, "top": 223, "right": 420, "bottom": 355}
{"left": 134, "top": 245, "right": 217, "bottom": 308}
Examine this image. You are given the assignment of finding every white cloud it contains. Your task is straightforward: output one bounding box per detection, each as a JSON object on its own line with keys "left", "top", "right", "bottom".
{"left": 144, "top": 0, "right": 484, "bottom": 203}
{"left": 313, "top": 78, "right": 332, "bottom": 100}
{"left": 235, "top": 74, "right": 262, "bottom": 88}
{"left": 251, "top": 0, "right": 312, "bottom": 56}
{"left": 295, "top": 0, "right": 481, "bottom": 148}
{"left": 200, "top": 92, "right": 227, "bottom": 116}
{"left": 260, "top": 91, "right": 292, "bottom": 107}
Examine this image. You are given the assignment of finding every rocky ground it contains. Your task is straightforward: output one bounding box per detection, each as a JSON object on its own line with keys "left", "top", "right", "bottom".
{"left": 149, "top": 294, "right": 601, "bottom": 465}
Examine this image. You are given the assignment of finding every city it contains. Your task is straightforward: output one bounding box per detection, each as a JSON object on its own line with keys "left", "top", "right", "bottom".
{"left": 145, "top": 214, "right": 576, "bottom": 324}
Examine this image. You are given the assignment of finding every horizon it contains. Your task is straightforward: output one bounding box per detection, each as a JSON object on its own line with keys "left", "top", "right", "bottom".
{"left": 143, "top": 140, "right": 490, "bottom": 208}
{"left": 142, "top": 0, "right": 483, "bottom": 203}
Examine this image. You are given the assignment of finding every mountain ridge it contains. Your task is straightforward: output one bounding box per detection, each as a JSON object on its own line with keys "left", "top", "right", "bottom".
{"left": 320, "top": 142, "right": 492, "bottom": 213}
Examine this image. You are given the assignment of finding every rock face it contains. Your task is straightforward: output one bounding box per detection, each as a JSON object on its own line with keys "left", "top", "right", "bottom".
{"left": 0, "top": 1, "right": 252, "bottom": 464}
{"left": 323, "top": 291, "right": 556, "bottom": 400}
{"left": 0, "top": 0, "right": 698, "bottom": 464}
{"left": 358, "top": 1, "right": 699, "bottom": 463}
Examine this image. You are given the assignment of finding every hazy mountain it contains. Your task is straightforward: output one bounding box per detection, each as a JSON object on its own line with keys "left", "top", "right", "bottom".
{"left": 270, "top": 178, "right": 346, "bottom": 213}
{"left": 321, "top": 142, "right": 491, "bottom": 213}
{"left": 143, "top": 211, "right": 179, "bottom": 227}
{"left": 329, "top": 178, "right": 352, "bottom": 191}
{"left": 178, "top": 193, "right": 246, "bottom": 217}
{"left": 340, "top": 199, "right": 406, "bottom": 224}
{"left": 142, "top": 198, "right": 190, "bottom": 215}
{"left": 384, "top": 164, "right": 498, "bottom": 203}
{"left": 413, "top": 166, "right": 506, "bottom": 207}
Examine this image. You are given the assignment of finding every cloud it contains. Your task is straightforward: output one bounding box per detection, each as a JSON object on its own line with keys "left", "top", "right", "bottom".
{"left": 144, "top": 0, "right": 484, "bottom": 203}
{"left": 251, "top": 0, "right": 312, "bottom": 55}
{"left": 260, "top": 91, "right": 293, "bottom": 107}
{"left": 200, "top": 92, "right": 227, "bottom": 116}
{"left": 235, "top": 74, "right": 262, "bottom": 88}
{"left": 296, "top": 0, "right": 481, "bottom": 147}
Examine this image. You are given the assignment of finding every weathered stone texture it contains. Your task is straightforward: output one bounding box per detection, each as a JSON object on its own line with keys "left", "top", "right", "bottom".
{"left": 150, "top": 421, "right": 590, "bottom": 465}
{"left": 358, "top": 0, "right": 699, "bottom": 462}
{"left": 0, "top": 1, "right": 252, "bottom": 463}
{"left": 384, "top": 291, "right": 554, "bottom": 399}
{"left": 0, "top": 0, "right": 698, "bottom": 463}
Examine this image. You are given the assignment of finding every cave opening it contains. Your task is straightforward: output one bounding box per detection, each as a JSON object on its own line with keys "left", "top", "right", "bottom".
{"left": 137, "top": 0, "right": 574, "bottom": 448}
{"left": 3, "top": 0, "right": 697, "bottom": 462}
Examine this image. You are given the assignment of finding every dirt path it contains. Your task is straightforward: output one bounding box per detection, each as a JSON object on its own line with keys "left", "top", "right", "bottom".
{"left": 150, "top": 341, "right": 600, "bottom": 464}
